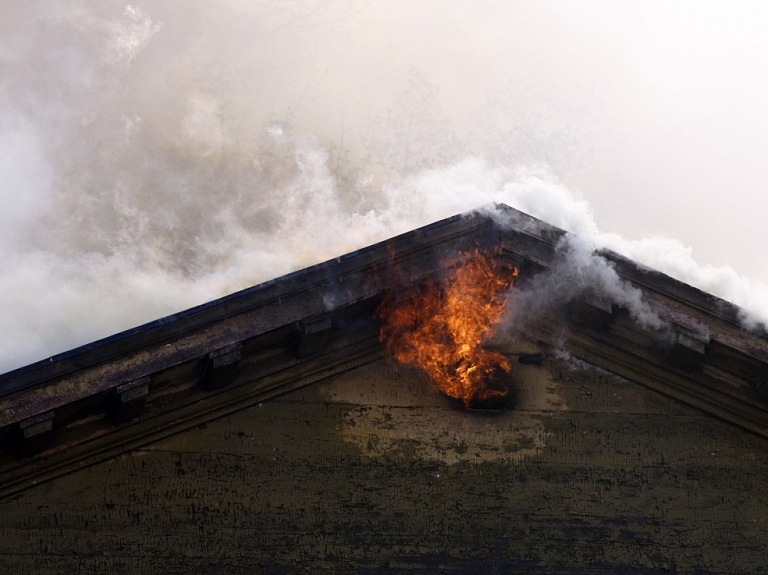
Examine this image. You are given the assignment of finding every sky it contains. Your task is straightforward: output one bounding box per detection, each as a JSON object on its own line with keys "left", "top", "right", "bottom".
{"left": 2, "top": 0, "right": 768, "bottom": 373}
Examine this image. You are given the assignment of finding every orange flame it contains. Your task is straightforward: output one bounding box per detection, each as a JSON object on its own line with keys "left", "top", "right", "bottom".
{"left": 376, "top": 248, "right": 519, "bottom": 407}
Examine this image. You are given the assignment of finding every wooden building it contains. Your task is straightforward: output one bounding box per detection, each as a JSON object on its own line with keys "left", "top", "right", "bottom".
{"left": 1, "top": 205, "right": 768, "bottom": 574}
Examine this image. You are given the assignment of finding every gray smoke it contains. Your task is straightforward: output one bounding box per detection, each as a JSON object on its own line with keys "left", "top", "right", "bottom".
{"left": 2, "top": 1, "right": 768, "bottom": 374}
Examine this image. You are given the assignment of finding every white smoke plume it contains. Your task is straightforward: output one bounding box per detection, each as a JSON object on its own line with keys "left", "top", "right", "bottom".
{"left": 2, "top": 1, "right": 768, "bottom": 374}
{"left": 496, "top": 232, "right": 668, "bottom": 334}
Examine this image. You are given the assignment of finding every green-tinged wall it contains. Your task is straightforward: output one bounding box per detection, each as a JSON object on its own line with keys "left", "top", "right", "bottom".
{"left": 2, "top": 340, "right": 767, "bottom": 574}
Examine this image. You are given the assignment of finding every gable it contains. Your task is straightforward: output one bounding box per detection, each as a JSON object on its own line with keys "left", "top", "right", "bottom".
{"left": 2, "top": 203, "right": 768, "bottom": 512}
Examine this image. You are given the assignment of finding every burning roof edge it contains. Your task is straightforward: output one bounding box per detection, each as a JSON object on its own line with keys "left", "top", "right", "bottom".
{"left": 0, "top": 207, "right": 494, "bottom": 392}
{"left": 2, "top": 203, "right": 768, "bottom": 498}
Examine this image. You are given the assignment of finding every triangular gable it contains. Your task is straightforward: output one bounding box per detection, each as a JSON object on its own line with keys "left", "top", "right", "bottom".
{"left": 2, "top": 204, "right": 768, "bottom": 498}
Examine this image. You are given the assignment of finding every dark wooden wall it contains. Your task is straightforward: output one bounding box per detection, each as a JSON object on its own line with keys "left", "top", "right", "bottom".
{"left": 2, "top": 339, "right": 768, "bottom": 574}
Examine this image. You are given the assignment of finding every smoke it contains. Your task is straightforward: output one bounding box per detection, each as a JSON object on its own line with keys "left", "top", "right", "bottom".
{"left": 2, "top": 1, "right": 768, "bottom": 374}
{"left": 598, "top": 234, "right": 768, "bottom": 331}
{"left": 498, "top": 232, "right": 668, "bottom": 334}
{"left": 482, "top": 177, "right": 768, "bottom": 334}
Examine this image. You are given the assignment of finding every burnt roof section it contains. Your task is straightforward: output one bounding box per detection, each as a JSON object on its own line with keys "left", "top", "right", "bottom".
{"left": 2, "top": 204, "right": 768, "bottom": 499}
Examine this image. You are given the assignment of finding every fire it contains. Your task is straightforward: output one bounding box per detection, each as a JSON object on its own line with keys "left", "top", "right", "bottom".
{"left": 376, "top": 248, "right": 519, "bottom": 408}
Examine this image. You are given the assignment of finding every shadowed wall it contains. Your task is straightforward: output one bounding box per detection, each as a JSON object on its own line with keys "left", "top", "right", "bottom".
{"left": 2, "top": 341, "right": 767, "bottom": 574}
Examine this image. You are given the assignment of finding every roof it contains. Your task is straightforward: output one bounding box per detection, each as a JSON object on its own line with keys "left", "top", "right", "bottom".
{"left": 2, "top": 204, "right": 768, "bottom": 499}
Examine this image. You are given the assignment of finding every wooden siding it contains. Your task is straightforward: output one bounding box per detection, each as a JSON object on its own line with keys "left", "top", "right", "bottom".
{"left": 2, "top": 340, "right": 768, "bottom": 574}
